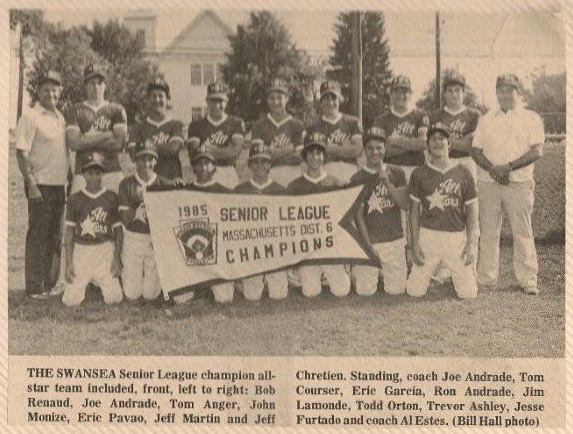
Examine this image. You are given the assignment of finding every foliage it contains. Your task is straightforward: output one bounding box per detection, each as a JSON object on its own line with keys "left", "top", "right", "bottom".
{"left": 524, "top": 72, "right": 566, "bottom": 134}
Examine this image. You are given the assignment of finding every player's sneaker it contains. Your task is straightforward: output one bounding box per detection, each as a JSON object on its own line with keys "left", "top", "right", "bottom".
{"left": 522, "top": 286, "right": 539, "bottom": 295}
{"left": 48, "top": 286, "right": 64, "bottom": 297}
{"left": 173, "top": 291, "right": 195, "bottom": 304}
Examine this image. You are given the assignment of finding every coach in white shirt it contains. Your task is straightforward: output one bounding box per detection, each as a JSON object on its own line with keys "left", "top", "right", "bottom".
{"left": 471, "top": 74, "right": 544, "bottom": 295}
{"left": 16, "top": 71, "right": 69, "bottom": 299}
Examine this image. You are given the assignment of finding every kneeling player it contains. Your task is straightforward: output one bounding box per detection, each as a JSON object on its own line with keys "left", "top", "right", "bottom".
{"left": 63, "top": 151, "right": 123, "bottom": 306}
{"left": 406, "top": 123, "right": 478, "bottom": 299}
{"left": 186, "top": 144, "right": 235, "bottom": 303}
{"left": 234, "top": 140, "right": 288, "bottom": 300}
{"left": 352, "top": 127, "right": 410, "bottom": 295}
{"left": 118, "top": 140, "right": 170, "bottom": 301}
{"left": 287, "top": 133, "right": 350, "bottom": 298}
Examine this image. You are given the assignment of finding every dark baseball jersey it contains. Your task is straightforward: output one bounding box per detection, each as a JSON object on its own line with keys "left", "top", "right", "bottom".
{"left": 250, "top": 114, "right": 305, "bottom": 167}
{"left": 129, "top": 117, "right": 184, "bottom": 179}
{"left": 350, "top": 166, "right": 378, "bottom": 186}
{"left": 187, "top": 115, "right": 246, "bottom": 167}
{"left": 185, "top": 180, "right": 230, "bottom": 193}
{"left": 118, "top": 173, "right": 171, "bottom": 234}
{"left": 356, "top": 165, "right": 406, "bottom": 243}
{"left": 65, "top": 188, "right": 121, "bottom": 245}
{"left": 66, "top": 101, "right": 127, "bottom": 174}
{"left": 372, "top": 108, "right": 429, "bottom": 166}
{"left": 409, "top": 163, "right": 477, "bottom": 232}
{"left": 287, "top": 173, "right": 346, "bottom": 195}
{"left": 234, "top": 179, "right": 287, "bottom": 195}
{"left": 429, "top": 106, "right": 481, "bottom": 158}
{"left": 307, "top": 114, "right": 362, "bottom": 164}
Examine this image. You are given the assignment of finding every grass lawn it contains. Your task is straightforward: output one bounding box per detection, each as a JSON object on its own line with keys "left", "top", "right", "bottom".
{"left": 7, "top": 144, "right": 565, "bottom": 357}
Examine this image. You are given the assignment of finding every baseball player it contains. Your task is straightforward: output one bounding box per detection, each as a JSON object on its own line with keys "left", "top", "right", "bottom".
{"left": 234, "top": 139, "right": 288, "bottom": 300}
{"left": 406, "top": 122, "right": 479, "bottom": 299}
{"left": 187, "top": 82, "right": 246, "bottom": 189}
{"left": 352, "top": 127, "right": 410, "bottom": 295}
{"left": 118, "top": 140, "right": 172, "bottom": 301}
{"left": 250, "top": 78, "right": 305, "bottom": 187}
{"left": 185, "top": 143, "right": 235, "bottom": 303}
{"left": 128, "top": 77, "right": 185, "bottom": 181}
{"left": 307, "top": 80, "right": 362, "bottom": 183}
{"left": 429, "top": 72, "right": 481, "bottom": 180}
{"left": 66, "top": 63, "right": 128, "bottom": 194}
{"left": 287, "top": 132, "right": 350, "bottom": 298}
{"left": 62, "top": 150, "right": 123, "bottom": 307}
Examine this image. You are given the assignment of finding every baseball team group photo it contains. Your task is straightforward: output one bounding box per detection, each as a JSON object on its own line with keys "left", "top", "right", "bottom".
{"left": 8, "top": 9, "right": 565, "bottom": 357}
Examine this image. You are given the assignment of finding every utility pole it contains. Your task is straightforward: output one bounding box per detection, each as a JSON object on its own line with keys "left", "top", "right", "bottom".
{"left": 16, "top": 21, "right": 24, "bottom": 120}
{"left": 435, "top": 12, "right": 442, "bottom": 109}
{"left": 350, "top": 11, "right": 362, "bottom": 121}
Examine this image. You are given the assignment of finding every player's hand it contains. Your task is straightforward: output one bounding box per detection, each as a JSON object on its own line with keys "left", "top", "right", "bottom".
{"left": 489, "top": 164, "right": 511, "bottom": 181}
{"left": 418, "top": 126, "right": 428, "bottom": 140}
{"left": 378, "top": 163, "right": 390, "bottom": 182}
{"left": 65, "top": 262, "right": 76, "bottom": 284}
{"left": 411, "top": 242, "right": 425, "bottom": 266}
{"left": 28, "top": 183, "right": 44, "bottom": 204}
{"left": 462, "top": 240, "right": 477, "bottom": 266}
{"left": 373, "top": 251, "right": 384, "bottom": 269}
{"left": 111, "top": 257, "right": 122, "bottom": 278}
{"left": 135, "top": 185, "right": 145, "bottom": 201}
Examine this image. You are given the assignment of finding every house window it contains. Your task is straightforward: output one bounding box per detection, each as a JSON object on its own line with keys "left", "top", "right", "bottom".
{"left": 191, "top": 107, "right": 204, "bottom": 121}
{"left": 203, "top": 64, "right": 215, "bottom": 85}
{"left": 190, "top": 64, "right": 202, "bottom": 86}
{"left": 217, "top": 64, "right": 225, "bottom": 82}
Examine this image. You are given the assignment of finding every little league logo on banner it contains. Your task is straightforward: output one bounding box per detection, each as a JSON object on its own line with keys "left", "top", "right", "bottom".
{"left": 144, "top": 187, "right": 376, "bottom": 296}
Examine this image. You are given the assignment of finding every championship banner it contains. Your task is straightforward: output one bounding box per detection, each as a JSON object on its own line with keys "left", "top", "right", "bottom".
{"left": 144, "top": 186, "right": 376, "bottom": 296}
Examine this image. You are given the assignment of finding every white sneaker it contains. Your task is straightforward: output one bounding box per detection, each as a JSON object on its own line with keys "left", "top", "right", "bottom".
{"left": 173, "top": 291, "right": 195, "bottom": 304}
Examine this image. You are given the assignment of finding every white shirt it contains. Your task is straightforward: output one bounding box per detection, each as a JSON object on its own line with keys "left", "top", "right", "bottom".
{"left": 472, "top": 107, "right": 544, "bottom": 182}
{"left": 15, "top": 104, "right": 68, "bottom": 186}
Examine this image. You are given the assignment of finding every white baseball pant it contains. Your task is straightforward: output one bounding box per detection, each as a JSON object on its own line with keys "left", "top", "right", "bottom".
{"left": 299, "top": 264, "right": 350, "bottom": 297}
{"left": 212, "top": 282, "right": 235, "bottom": 303}
{"left": 121, "top": 230, "right": 161, "bottom": 301}
{"left": 63, "top": 241, "right": 123, "bottom": 306}
{"left": 242, "top": 270, "right": 288, "bottom": 301}
{"left": 406, "top": 228, "right": 477, "bottom": 299}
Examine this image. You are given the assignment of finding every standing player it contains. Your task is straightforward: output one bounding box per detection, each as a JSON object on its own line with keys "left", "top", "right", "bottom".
{"left": 352, "top": 127, "right": 410, "bottom": 295}
{"left": 118, "top": 140, "right": 171, "bottom": 302}
{"left": 307, "top": 80, "right": 362, "bottom": 183}
{"left": 429, "top": 72, "right": 481, "bottom": 179}
{"left": 66, "top": 63, "right": 128, "bottom": 194}
{"left": 406, "top": 123, "right": 479, "bottom": 299}
{"left": 288, "top": 132, "right": 350, "bottom": 298}
{"left": 234, "top": 140, "right": 288, "bottom": 301}
{"left": 128, "top": 77, "right": 184, "bottom": 182}
{"left": 62, "top": 151, "right": 123, "bottom": 307}
{"left": 187, "top": 82, "right": 246, "bottom": 189}
{"left": 250, "top": 78, "right": 305, "bottom": 187}
{"left": 186, "top": 144, "right": 235, "bottom": 303}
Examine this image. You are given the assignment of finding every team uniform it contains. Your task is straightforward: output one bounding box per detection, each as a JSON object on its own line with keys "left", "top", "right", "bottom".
{"left": 250, "top": 114, "right": 305, "bottom": 187}
{"left": 307, "top": 114, "right": 362, "bottom": 182}
{"left": 351, "top": 166, "right": 408, "bottom": 295}
{"left": 66, "top": 101, "right": 128, "bottom": 193}
{"left": 406, "top": 163, "right": 478, "bottom": 298}
{"left": 187, "top": 115, "right": 246, "bottom": 188}
{"left": 129, "top": 118, "right": 184, "bottom": 180}
{"left": 429, "top": 106, "right": 481, "bottom": 179}
{"left": 373, "top": 108, "right": 429, "bottom": 182}
{"left": 234, "top": 179, "right": 288, "bottom": 300}
{"left": 118, "top": 173, "right": 170, "bottom": 301}
{"left": 186, "top": 180, "right": 235, "bottom": 302}
{"left": 63, "top": 188, "right": 123, "bottom": 306}
{"left": 288, "top": 172, "right": 350, "bottom": 297}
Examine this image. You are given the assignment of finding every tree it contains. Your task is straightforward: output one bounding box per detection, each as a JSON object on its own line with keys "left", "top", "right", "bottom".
{"left": 416, "top": 68, "right": 487, "bottom": 113}
{"left": 222, "top": 11, "right": 321, "bottom": 124}
{"left": 328, "top": 12, "right": 393, "bottom": 128}
{"left": 524, "top": 71, "right": 565, "bottom": 134}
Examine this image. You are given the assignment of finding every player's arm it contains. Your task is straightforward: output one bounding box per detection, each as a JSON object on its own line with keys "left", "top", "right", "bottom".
{"left": 111, "top": 107, "right": 128, "bottom": 149}
{"left": 409, "top": 197, "right": 424, "bottom": 266}
{"left": 158, "top": 136, "right": 184, "bottom": 156}
{"left": 386, "top": 136, "right": 427, "bottom": 152}
{"left": 270, "top": 143, "right": 297, "bottom": 159}
{"left": 118, "top": 182, "right": 136, "bottom": 226}
{"left": 207, "top": 134, "right": 243, "bottom": 160}
{"left": 450, "top": 133, "right": 474, "bottom": 153}
{"left": 63, "top": 221, "right": 76, "bottom": 283}
{"left": 111, "top": 224, "right": 123, "bottom": 278}
{"left": 16, "top": 149, "right": 43, "bottom": 202}
{"left": 462, "top": 200, "right": 479, "bottom": 265}
{"left": 328, "top": 134, "right": 363, "bottom": 159}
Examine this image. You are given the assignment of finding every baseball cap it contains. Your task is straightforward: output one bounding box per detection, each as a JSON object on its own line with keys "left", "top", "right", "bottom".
{"left": 248, "top": 139, "right": 271, "bottom": 161}
{"left": 147, "top": 77, "right": 170, "bottom": 99}
{"left": 268, "top": 78, "right": 289, "bottom": 96}
{"left": 81, "top": 151, "right": 106, "bottom": 172}
{"left": 84, "top": 63, "right": 107, "bottom": 82}
{"left": 134, "top": 139, "right": 158, "bottom": 159}
{"left": 363, "top": 126, "right": 387, "bottom": 145}
{"left": 206, "top": 82, "right": 228, "bottom": 101}
{"left": 390, "top": 75, "right": 412, "bottom": 91}
{"left": 320, "top": 80, "right": 344, "bottom": 101}
{"left": 301, "top": 132, "right": 327, "bottom": 159}
{"left": 427, "top": 122, "right": 451, "bottom": 139}
{"left": 38, "top": 70, "right": 62, "bottom": 86}
{"left": 496, "top": 73, "right": 521, "bottom": 90}
{"left": 191, "top": 143, "right": 215, "bottom": 164}
{"left": 443, "top": 72, "right": 466, "bottom": 89}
